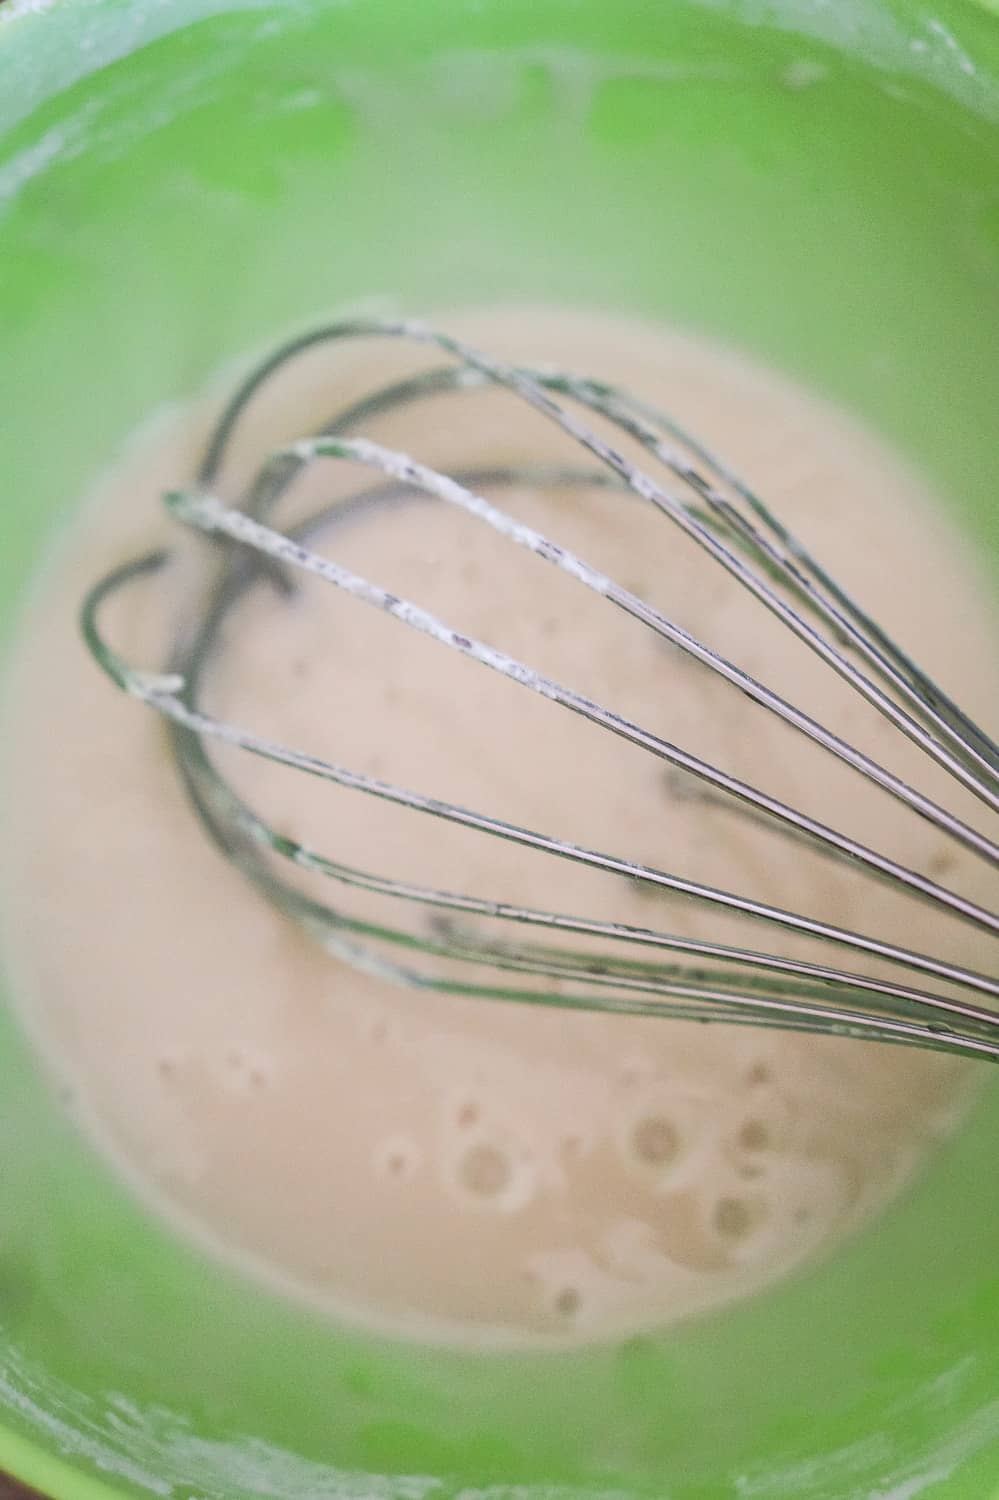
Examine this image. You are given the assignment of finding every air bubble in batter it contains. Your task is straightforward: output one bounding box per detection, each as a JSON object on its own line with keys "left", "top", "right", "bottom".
{"left": 374, "top": 1135, "right": 423, "bottom": 1182}
{"left": 445, "top": 1130, "right": 536, "bottom": 1213}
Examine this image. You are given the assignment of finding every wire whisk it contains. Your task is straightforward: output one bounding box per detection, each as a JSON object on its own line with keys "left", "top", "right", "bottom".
{"left": 81, "top": 318, "right": 999, "bottom": 1061}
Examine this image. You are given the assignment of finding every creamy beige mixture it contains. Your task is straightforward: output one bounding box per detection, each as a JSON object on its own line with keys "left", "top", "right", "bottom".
{"left": 2, "top": 306, "right": 995, "bottom": 1348}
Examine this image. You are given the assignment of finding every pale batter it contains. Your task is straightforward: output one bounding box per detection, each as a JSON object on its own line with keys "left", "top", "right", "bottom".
{"left": 1, "top": 306, "right": 995, "bottom": 1347}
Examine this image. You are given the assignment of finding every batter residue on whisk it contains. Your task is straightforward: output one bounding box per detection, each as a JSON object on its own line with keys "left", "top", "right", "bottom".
{"left": 1, "top": 306, "right": 996, "bottom": 1347}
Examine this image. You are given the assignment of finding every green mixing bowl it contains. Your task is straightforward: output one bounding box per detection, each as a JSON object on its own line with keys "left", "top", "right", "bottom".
{"left": 1, "top": 1, "right": 997, "bottom": 1496}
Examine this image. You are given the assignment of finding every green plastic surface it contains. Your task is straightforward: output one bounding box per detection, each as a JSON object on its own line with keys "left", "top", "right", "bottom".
{"left": 1, "top": 2, "right": 997, "bottom": 1497}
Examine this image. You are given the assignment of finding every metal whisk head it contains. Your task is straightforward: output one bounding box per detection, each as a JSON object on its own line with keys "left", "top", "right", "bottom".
{"left": 82, "top": 318, "right": 999, "bottom": 1061}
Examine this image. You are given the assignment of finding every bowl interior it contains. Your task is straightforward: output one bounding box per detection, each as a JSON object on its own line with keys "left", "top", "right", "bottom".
{"left": 1, "top": 2, "right": 998, "bottom": 1497}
